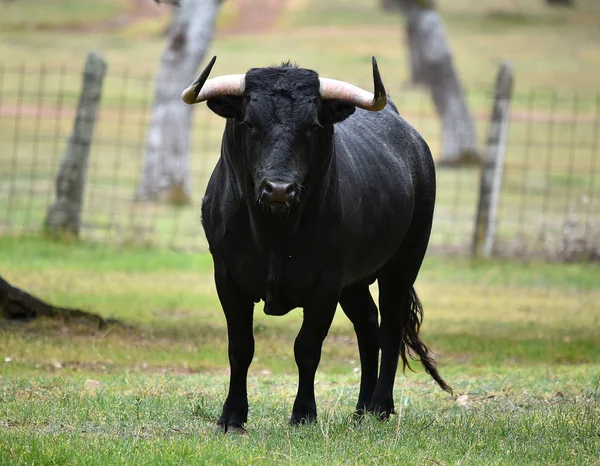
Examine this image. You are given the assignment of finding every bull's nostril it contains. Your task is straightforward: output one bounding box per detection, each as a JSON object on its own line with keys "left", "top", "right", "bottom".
{"left": 263, "top": 181, "right": 274, "bottom": 194}
{"left": 262, "top": 180, "right": 296, "bottom": 203}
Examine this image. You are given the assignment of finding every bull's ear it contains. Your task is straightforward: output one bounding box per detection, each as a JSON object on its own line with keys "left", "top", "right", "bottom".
{"left": 321, "top": 100, "right": 356, "bottom": 124}
{"left": 207, "top": 96, "right": 243, "bottom": 119}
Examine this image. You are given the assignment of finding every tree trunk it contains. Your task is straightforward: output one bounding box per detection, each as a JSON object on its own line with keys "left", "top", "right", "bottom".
{"left": 398, "top": 0, "right": 479, "bottom": 166}
{"left": 136, "top": 0, "right": 221, "bottom": 204}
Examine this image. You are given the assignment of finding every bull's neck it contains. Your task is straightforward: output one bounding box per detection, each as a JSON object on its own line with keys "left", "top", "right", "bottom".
{"left": 247, "top": 210, "right": 298, "bottom": 316}
{"left": 247, "top": 205, "right": 299, "bottom": 253}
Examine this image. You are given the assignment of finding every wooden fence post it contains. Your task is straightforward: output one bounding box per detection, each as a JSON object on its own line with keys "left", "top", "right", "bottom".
{"left": 471, "top": 62, "right": 514, "bottom": 258}
{"left": 44, "top": 51, "right": 107, "bottom": 237}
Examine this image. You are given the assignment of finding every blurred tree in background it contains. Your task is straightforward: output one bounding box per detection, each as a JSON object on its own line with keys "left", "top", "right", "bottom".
{"left": 382, "top": 0, "right": 479, "bottom": 166}
{"left": 546, "top": 0, "right": 575, "bottom": 6}
{"left": 136, "top": 0, "right": 222, "bottom": 204}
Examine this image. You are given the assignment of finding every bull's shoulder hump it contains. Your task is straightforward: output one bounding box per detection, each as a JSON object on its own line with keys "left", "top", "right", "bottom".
{"left": 338, "top": 103, "right": 414, "bottom": 137}
{"left": 335, "top": 103, "right": 425, "bottom": 152}
{"left": 334, "top": 102, "right": 433, "bottom": 179}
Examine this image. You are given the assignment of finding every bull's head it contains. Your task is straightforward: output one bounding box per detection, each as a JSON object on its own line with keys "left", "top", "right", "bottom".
{"left": 183, "top": 56, "right": 387, "bottom": 215}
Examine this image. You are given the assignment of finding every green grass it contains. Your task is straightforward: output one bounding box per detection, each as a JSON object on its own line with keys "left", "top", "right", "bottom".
{"left": 1, "top": 369, "right": 598, "bottom": 465}
{"left": 0, "top": 236, "right": 599, "bottom": 463}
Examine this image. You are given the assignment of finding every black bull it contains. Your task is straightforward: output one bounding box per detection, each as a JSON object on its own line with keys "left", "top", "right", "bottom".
{"left": 184, "top": 57, "right": 451, "bottom": 432}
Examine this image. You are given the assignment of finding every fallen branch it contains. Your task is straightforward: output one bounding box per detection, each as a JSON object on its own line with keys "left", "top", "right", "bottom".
{"left": 0, "top": 275, "right": 116, "bottom": 328}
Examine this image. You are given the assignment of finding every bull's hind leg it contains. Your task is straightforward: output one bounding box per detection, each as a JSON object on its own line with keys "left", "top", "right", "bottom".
{"left": 369, "top": 221, "right": 451, "bottom": 418}
{"left": 367, "top": 272, "right": 406, "bottom": 418}
{"left": 339, "top": 285, "right": 379, "bottom": 414}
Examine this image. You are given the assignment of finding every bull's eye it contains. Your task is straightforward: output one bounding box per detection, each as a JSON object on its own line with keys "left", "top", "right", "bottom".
{"left": 242, "top": 119, "right": 262, "bottom": 140}
{"left": 306, "top": 122, "right": 322, "bottom": 138}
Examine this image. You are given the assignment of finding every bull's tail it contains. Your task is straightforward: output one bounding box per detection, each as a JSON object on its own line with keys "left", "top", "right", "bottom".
{"left": 400, "top": 287, "right": 452, "bottom": 394}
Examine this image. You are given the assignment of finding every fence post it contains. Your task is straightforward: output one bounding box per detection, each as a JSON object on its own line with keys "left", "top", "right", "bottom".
{"left": 44, "top": 51, "right": 107, "bottom": 237}
{"left": 471, "top": 62, "right": 514, "bottom": 258}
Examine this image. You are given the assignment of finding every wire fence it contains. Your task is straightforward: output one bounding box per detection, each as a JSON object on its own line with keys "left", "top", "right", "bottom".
{"left": 0, "top": 63, "right": 598, "bottom": 259}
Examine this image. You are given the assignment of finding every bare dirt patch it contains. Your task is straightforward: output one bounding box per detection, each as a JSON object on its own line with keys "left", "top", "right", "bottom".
{"left": 221, "top": 0, "right": 289, "bottom": 35}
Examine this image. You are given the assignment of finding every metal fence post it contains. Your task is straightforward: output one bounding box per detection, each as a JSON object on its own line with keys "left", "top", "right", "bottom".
{"left": 44, "top": 51, "right": 107, "bottom": 237}
{"left": 471, "top": 62, "right": 514, "bottom": 258}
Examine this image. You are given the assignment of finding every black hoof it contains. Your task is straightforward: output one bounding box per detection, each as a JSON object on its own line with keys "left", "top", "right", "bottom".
{"left": 216, "top": 417, "right": 247, "bottom": 434}
{"left": 226, "top": 425, "right": 247, "bottom": 435}
{"left": 352, "top": 408, "right": 372, "bottom": 419}
{"left": 352, "top": 400, "right": 374, "bottom": 417}
{"left": 368, "top": 399, "right": 395, "bottom": 420}
{"left": 290, "top": 410, "right": 317, "bottom": 426}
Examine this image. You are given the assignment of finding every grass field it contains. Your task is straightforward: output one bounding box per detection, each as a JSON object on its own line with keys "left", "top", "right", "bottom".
{"left": 1, "top": 235, "right": 599, "bottom": 464}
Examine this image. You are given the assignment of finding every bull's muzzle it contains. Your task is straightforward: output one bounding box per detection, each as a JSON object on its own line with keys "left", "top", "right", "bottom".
{"left": 260, "top": 180, "right": 297, "bottom": 204}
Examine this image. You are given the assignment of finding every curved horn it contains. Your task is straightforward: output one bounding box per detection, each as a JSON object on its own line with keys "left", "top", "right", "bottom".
{"left": 319, "top": 56, "right": 387, "bottom": 111}
{"left": 182, "top": 56, "right": 245, "bottom": 105}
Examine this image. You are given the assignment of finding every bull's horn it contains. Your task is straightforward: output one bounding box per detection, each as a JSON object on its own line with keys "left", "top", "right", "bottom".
{"left": 318, "top": 56, "right": 387, "bottom": 111}
{"left": 182, "top": 56, "right": 246, "bottom": 105}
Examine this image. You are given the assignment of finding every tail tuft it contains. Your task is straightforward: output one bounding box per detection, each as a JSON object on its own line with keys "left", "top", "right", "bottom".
{"left": 400, "top": 287, "right": 452, "bottom": 394}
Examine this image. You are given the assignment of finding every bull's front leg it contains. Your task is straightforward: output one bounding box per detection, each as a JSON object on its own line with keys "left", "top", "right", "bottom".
{"left": 214, "top": 264, "right": 255, "bottom": 433}
{"left": 290, "top": 278, "right": 340, "bottom": 425}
